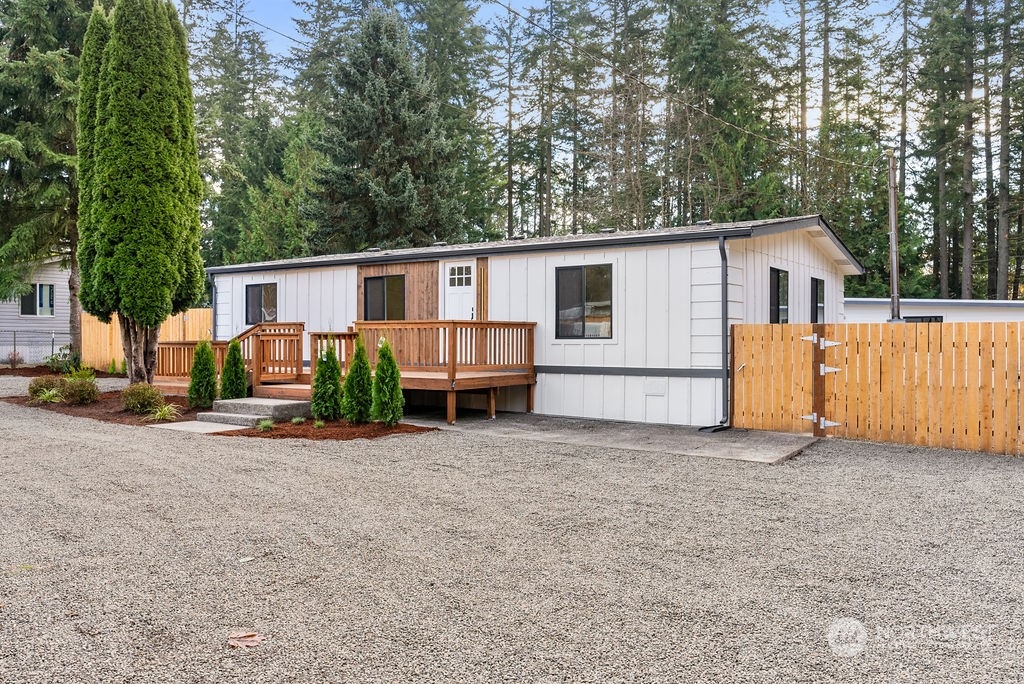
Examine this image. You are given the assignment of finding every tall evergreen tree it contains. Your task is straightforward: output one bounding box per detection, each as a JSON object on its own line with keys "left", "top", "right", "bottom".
{"left": 0, "top": 0, "right": 93, "bottom": 356}
{"left": 77, "top": 0, "right": 204, "bottom": 383}
{"left": 310, "top": 8, "right": 464, "bottom": 252}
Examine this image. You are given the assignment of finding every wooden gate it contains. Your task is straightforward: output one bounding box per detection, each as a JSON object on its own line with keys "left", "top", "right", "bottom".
{"left": 731, "top": 322, "right": 1024, "bottom": 456}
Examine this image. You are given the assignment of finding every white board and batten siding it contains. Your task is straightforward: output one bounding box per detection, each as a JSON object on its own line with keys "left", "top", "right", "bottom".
{"left": 0, "top": 260, "right": 71, "bottom": 334}
{"left": 214, "top": 266, "right": 358, "bottom": 358}
{"left": 844, "top": 298, "right": 1024, "bottom": 322}
{"left": 731, "top": 231, "right": 846, "bottom": 324}
{"left": 487, "top": 241, "right": 729, "bottom": 427}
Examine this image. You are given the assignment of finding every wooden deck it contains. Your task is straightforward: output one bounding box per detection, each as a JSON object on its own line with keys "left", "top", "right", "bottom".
{"left": 155, "top": 320, "right": 536, "bottom": 424}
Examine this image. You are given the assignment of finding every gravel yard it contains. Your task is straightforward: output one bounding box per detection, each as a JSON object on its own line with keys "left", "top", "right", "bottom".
{"left": 1, "top": 376, "right": 1022, "bottom": 682}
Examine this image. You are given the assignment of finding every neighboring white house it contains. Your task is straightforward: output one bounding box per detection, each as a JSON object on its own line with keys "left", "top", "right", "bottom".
{"left": 207, "top": 215, "right": 863, "bottom": 427}
{"left": 0, "top": 259, "right": 72, "bottom": 365}
{"left": 845, "top": 297, "right": 1024, "bottom": 323}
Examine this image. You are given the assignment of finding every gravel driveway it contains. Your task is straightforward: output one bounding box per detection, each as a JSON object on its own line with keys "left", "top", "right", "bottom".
{"left": 1, "top": 377, "right": 1022, "bottom": 682}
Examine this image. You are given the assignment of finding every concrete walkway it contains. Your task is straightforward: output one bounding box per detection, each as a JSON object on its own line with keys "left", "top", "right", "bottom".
{"left": 406, "top": 411, "right": 816, "bottom": 465}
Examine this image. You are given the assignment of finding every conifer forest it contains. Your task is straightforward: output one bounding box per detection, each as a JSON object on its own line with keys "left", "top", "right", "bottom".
{"left": 2, "top": 0, "right": 1023, "bottom": 299}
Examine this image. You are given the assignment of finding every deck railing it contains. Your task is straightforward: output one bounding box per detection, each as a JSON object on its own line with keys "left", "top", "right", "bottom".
{"left": 308, "top": 331, "right": 360, "bottom": 378}
{"left": 155, "top": 322, "right": 305, "bottom": 384}
{"left": 353, "top": 320, "right": 536, "bottom": 380}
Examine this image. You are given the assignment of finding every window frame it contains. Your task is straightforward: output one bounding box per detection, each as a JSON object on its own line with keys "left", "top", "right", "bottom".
{"left": 19, "top": 283, "right": 55, "bottom": 317}
{"left": 811, "top": 277, "right": 825, "bottom": 323}
{"left": 245, "top": 283, "right": 278, "bottom": 325}
{"left": 364, "top": 274, "right": 406, "bottom": 321}
{"left": 554, "top": 263, "right": 613, "bottom": 340}
{"left": 769, "top": 268, "right": 789, "bottom": 324}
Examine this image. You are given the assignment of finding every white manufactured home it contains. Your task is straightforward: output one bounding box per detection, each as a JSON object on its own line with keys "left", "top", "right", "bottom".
{"left": 844, "top": 297, "right": 1024, "bottom": 323}
{"left": 0, "top": 259, "right": 72, "bottom": 365}
{"left": 207, "top": 215, "right": 862, "bottom": 427}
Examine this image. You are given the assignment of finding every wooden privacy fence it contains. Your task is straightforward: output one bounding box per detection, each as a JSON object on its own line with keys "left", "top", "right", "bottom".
{"left": 82, "top": 309, "right": 212, "bottom": 369}
{"left": 732, "top": 322, "right": 1024, "bottom": 456}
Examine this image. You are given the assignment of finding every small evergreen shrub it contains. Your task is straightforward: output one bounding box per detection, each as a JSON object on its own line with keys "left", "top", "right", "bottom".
{"left": 61, "top": 377, "right": 99, "bottom": 405}
{"left": 120, "top": 358, "right": 127, "bottom": 376}
{"left": 219, "top": 339, "right": 247, "bottom": 400}
{"left": 371, "top": 338, "right": 404, "bottom": 426}
{"left": 28, "top": 375, "right": 64, "bottom": 400}
{"left": 107, "top": 358, "right": 118, "bottom": 374}
{"left": 188, "top": 340, "right": 217, "bottom": 409}
{"left": 311, "top": 345, "right": 343, "bottom": 421}
{"left": 122, "top": 382, "right": 165, "bottom": 414}
{"left": 144, "top": 403, "right": 181, "bottom": 422}
{"left": 341, "top": 336, "right": 373, "bottom": 423}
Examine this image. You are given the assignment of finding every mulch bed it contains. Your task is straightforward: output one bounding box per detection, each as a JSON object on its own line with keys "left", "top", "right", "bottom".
{"left": 1, "top": 391, "right": 202, "bottom": 426}
{"left": 1, "top": 388, "right": 435, "bottom": 440}
{"left": 225, "top": 420, "right": 434, "bottom": 441}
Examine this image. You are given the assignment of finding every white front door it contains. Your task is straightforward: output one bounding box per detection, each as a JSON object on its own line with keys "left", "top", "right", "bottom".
{"left": 443, "top": 262, "right": 476, "bottom": 320}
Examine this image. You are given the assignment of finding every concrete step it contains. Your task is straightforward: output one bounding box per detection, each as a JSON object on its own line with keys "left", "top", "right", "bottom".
{"left": 211, "top": 397, "right": 312, "bottom": 421}
{"left": 196, "top": 412, "right": 272, "bottom": 427}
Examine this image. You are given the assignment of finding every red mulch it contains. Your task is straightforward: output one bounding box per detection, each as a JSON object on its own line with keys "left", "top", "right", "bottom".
{"left": 0, "top": 388, "right": 435, "bottom": 440}
{"left": 225, "top": 420, "right": 435, "bottom": 440}
{"left": 1, "top": 391, "right": 201, "bottom": 425}
{"left": 0, "top": 366, "right": 123, "bottom": 378}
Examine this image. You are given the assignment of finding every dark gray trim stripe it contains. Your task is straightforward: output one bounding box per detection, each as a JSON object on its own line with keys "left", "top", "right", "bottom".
{"left": 536, "top": 365, "right": 726, "bottom": 379}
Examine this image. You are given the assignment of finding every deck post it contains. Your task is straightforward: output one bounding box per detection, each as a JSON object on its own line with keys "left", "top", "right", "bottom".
{"left": 487, "top": 387, "right": 497, "bottom": 419}
{"left": 251, "top": 330, "right": 263, "bottom": 387}
{"left": 446, "top": 390, "right": 457, "bottom": 425}
{"left": 526, "top": 384, "right": 534, "bottom": 413}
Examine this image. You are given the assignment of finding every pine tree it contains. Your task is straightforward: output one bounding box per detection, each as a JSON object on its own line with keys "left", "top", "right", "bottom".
{"left": 310, "top": 8, "right": 464, "bottom": 253}
{"left": 219, "top": 338, "right": 246, "bottom": 399}
{"left": 77, "top": 0, "right": 204, "bottom": 384}
{"left": 341, "top": 336, "right": 372, "bottom": 423}
{"left": 0, "top": 0, "right": 93, "bottom": 357}
{"left": 371, "top": 338, "right": 404, "bottom": 426}
{"left": 311, "top": 345, "right": 343, "bottom": 420}
{"left": 188, "top": 340, "right": 217, "bottom": 408}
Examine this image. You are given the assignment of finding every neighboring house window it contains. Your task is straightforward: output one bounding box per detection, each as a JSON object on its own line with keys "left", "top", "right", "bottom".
{"left": 811, "top": 277, "right": 825, "bottom": 323}
{"left": 20, "top": 284, "right": 54, "bottom": 317}
{"left": 769, "top": 268, "right": 789, "bottom": 323}
{"left": 365, "top": 275, "right": 405, "bottom": 320}
{"left": 556, "top": 264, "right": 612, "bottom": 339}
{"left": 245, "top": 283, "right": 277, "bottom": 325}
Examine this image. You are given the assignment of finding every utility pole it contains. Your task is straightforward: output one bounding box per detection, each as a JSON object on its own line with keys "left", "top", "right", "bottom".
{"left": 887, "top": 149, "right": 902, "bottom": 321}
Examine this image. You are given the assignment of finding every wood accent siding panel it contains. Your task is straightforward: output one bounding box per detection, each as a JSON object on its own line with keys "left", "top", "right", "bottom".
{"left": 357, "top": 261, "right": 438, "bottom": 320}
{"left": 476, "top": 257, "right": 489, "bottom": 320}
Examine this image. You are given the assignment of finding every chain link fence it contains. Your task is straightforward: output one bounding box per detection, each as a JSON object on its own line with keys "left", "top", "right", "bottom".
{"left": 0, "top": 330, "right": 72, "bottom": 368}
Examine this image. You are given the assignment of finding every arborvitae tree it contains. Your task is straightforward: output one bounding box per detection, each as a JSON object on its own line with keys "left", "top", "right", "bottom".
{"left": 371, "top": 338, "right": 404, "bottom": 426}
{"left": 0, "top": 0, "right": 93, "bottom": 357}
{"left": 311, "top": 345, "right": 343, "bottom": 420}
{"left": 219, "top": 338, "right": 246, "bottom": 400}
{"left": 188, "top": 340, "right": 217, "bottom": 408}
{"left": 341, "top": 336, "right": 373, "bottom": 423}
{"left": 310, "top": 8, "right": 464, "bottom": 253}
{"left": 77, "top": 0, "right": 204, "bottom": 384}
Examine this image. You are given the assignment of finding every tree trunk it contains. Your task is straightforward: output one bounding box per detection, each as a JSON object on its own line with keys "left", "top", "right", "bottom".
{"left": 120, "top": 315, "right": 160, "bottom": 384}
{"left": 899, "top": 0, "right": 909, "bottom": 200}
{"left": 820, "top": 0, "right": 831, "bottom": 147}
{"left": 982, "top": 0, "right": 996, "bottom": 297}
{"left": 67, "top": 229, "right": 82, "bottom": 359}
{"left": 938, "top": 143, "right": 949, "bottom": 298}
{"left": 800, "top": 0, "right": 808, "bottom": 210}
{"left": 961, "top": 0, "right": 975, "bottom": 299}
{"left": 997, "top": 0, "right": 1011, "bottom": 298}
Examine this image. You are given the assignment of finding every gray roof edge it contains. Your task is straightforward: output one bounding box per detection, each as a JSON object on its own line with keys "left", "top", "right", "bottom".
{"left": 846, "top": 297, "right": 1024, "bottom": 309}
{"left": 205, "top": 226, "right": 756, "bottom": 276}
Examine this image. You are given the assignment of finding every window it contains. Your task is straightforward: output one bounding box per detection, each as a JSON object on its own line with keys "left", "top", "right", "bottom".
{"left": 245, "top": 283, "right": 277, "bottom": 325}
{"left": 769, "top": 268, "right": 789, "bottom": 324}
{"left": 20, "top": 284, "right": 54, "bottom": 317}
{"left": 364, "top": 275, "right": 405, "bottom": 320}
{"left": 556, "top": 264, "right": 612, "bottom": 339}
{"left": 811, "top": 277, "right": 825, "bottom": 323}
{"left": 448, "top": 265, "right": 472, "bottom": 287}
